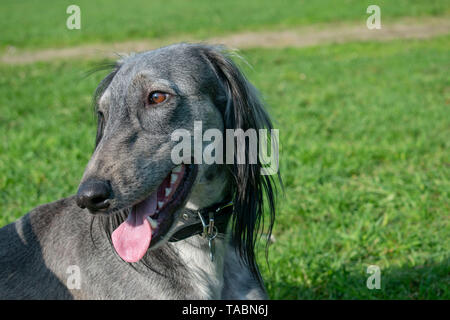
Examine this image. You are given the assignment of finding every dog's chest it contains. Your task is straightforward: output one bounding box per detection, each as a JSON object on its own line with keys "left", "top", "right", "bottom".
{"left": 169, "top": 237, "right": 226, "bottom": 299}
{"left": 64, "top": 237, "right": 225, "bottom": 299}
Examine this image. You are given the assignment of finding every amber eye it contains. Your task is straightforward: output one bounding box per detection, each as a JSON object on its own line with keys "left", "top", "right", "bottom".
{"left": 148, "top": 91, "right": 168, "bottom": 105}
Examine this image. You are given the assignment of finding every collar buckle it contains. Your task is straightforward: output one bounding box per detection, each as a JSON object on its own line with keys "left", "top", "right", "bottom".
{"left": 197, "top": 201, "right": 233, "bottom": 261}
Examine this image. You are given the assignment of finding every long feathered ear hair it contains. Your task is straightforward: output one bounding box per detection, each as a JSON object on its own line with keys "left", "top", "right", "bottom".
{"left": 201, "top": 45, "right": 282, "bottom": 278}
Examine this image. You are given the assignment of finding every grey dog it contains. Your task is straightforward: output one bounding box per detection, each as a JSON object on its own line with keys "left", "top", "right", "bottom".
{"left": 0, "top": 43, "right": 280, "bottom": 299}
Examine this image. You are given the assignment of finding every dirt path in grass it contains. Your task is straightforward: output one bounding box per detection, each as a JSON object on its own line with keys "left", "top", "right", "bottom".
{"left": 1, "top": 17, "right": 449, "bottom": 64}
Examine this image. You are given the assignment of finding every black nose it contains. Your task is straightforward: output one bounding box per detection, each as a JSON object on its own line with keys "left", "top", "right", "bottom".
{"left": 76, "top": 179, "right": 112, "bottom": 212}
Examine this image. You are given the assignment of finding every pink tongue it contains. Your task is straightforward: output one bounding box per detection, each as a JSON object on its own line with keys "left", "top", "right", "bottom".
{"left": 111, "top": 191, "right": 157, "bottom": 262}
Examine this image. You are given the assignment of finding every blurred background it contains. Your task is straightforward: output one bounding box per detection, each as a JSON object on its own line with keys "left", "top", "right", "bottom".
{"left": 0, "top": 0, "right": 449, "bottom": 299}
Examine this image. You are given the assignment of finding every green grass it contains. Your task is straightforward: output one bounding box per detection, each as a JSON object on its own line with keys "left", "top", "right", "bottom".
{"left": 0, "top": 36, "right": 449, "bottom": 299}
{"left": 250, "top": 36, "right": 450, "bottom": 299}
{"left": 1, "top": 0, "right": 449, "bottom": 50}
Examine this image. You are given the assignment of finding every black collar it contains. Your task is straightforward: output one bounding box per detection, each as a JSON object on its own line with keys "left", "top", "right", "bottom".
{"left": 169, "top": 200, "right": 234, "bottom": 242}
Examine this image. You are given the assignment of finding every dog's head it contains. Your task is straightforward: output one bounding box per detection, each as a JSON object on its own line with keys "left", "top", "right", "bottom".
{"left": 76, "top": 43, "right": 280, "bottom": 272}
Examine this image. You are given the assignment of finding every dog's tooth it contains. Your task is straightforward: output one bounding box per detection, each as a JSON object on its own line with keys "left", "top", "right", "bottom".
{"left": 170, "top": 173, "right": 178, "bottom": 184}
{"left": 157, "top": 201, "right": 164, "bottom": 209}
{"left": 172, "top": 166, "right": 182, "bottom": 173}
{"left": 165, "top": 187, "right": 171, "bottom": 197}
{"left": 147, "top": 216, "right": 158, "bottom": 229}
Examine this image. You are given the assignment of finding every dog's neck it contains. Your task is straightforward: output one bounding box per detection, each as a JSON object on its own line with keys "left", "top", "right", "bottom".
{"left": 168, "top": 234, "right": 228, "bottom": 299}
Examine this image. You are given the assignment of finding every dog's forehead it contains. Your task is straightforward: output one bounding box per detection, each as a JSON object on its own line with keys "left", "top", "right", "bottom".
{"left": 116, "top": 44, "right": 212, "bottom": 87}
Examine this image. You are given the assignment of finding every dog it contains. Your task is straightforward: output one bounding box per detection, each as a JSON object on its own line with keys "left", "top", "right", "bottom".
{"left": 0, "top": 43, "right": 280, "bottom": 299}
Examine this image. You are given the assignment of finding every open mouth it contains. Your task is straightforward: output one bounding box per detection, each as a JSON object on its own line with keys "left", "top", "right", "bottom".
{"left": 111, "top": 163, "right": 197, "bottom": 263}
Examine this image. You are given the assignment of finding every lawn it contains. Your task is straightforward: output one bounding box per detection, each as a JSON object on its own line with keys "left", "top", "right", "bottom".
{"left": 1, "top": 0, "right": 449, "bottom": 50}
{"left": 250, "top": 36, "right": 450, "bottom": 299}
{"left": 1, "top": 35, "right": 448, "bottom": 299}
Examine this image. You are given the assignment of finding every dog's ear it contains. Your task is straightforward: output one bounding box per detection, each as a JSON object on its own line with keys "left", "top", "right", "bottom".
{"left": 201, "top": 46, "right": 281, "bottom": 277}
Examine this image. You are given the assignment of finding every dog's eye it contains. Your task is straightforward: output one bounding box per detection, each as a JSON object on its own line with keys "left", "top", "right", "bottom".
{"left": 96, "top": 111, "right": 105, "bottom": 146}
{"left": 148, "top": 91, "right": 168, "bottom": 105}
